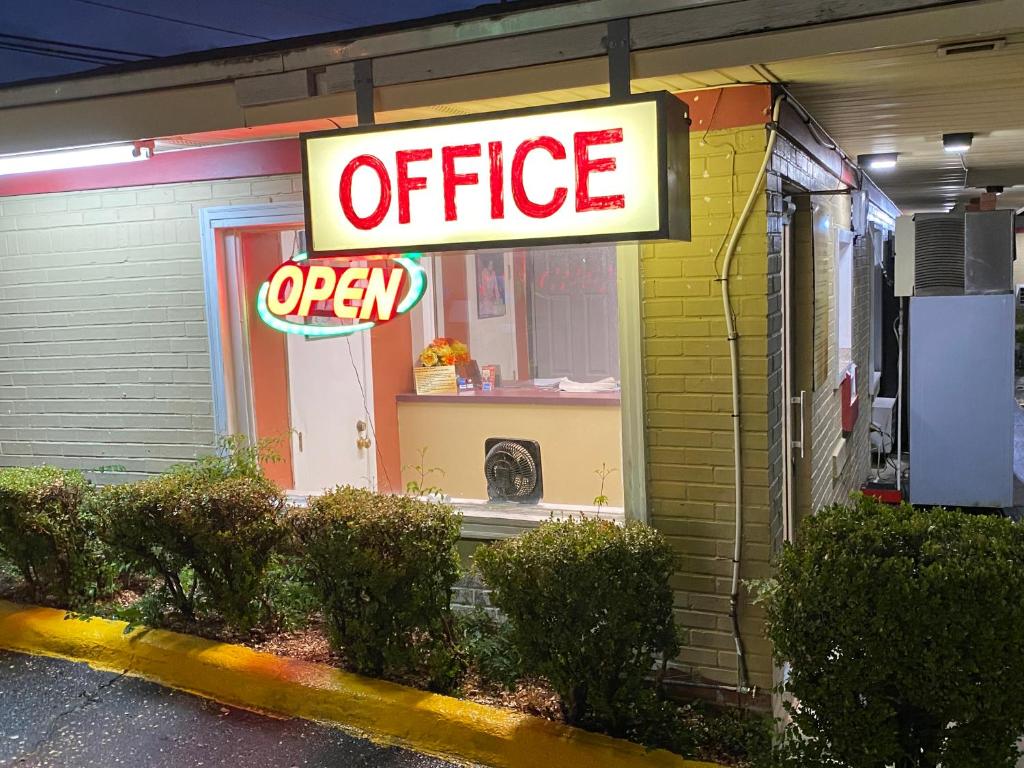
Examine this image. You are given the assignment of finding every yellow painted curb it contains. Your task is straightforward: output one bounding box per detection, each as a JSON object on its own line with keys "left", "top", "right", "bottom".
{"left": 0, "top": 600, "right": 722, "bottom": 768}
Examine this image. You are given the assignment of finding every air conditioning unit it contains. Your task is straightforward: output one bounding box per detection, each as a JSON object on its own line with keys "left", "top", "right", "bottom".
{"left": 905, "top": 208, "right": 1016, "bottom": 508}
{"left": 484, "top": 438, "right": 543, "bottom": 504}
{"left": 901, "top": 210, "right": 1016, "bottom": 296}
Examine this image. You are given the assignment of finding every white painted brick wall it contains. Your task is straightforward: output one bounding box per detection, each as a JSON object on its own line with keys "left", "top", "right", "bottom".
{"left": 0, "top": 175, "right": 301, "bottom": 483}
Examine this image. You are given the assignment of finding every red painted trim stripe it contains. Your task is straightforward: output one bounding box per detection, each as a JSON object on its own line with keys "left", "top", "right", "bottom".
{"left": 682, "top": 85, "right": 772, "bottom": 133}
{"left": 0, "top": 139, "right": 301, "bottom": 197}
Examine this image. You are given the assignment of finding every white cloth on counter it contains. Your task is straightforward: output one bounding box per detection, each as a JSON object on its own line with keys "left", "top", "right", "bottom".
{"left": 556, "top": 377, "right": 620, "bottom": 393}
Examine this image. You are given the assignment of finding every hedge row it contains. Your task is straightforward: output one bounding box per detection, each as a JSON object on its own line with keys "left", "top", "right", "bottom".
{"left": 7, "top": 453, "right": 1023, "bottom": 765}
{"left": 0, "top": 443, "right": 680, "bottom": 734}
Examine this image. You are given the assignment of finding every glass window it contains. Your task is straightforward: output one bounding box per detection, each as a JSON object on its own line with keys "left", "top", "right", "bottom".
{"left": 207, "top": 213, "right": 626, "bottom": 520}
{"left": 402, "top": 244, "right": 624, "bottom": 516}
{"left": 416, "top": 245, "right": 619, "bottom": 383}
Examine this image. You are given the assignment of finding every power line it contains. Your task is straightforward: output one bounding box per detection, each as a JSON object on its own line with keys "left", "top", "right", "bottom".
{"left": 0, "top": 41, "right": 118, "bottom": 65}
{"left": 66, "top": 0, "right": 272, "bottom": 41}
{"left": 247, "top": 0, "right": 367, "bottom": 30}
{"left": 0, "top": 33, "right": 152, "bottom": 60}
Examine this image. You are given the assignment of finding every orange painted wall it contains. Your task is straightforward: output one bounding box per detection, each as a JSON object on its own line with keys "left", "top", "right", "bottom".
{"left": 371, "top": 315, "right": 414, "bottom": 492}
{"left": 240, "top": 231, "right": 295, "bottom": 489}
{"left": 441, "top": 253, "right": 470, "bottom": 344}
{"left": 682, "top": 84, "right": 772, "bottom": 134}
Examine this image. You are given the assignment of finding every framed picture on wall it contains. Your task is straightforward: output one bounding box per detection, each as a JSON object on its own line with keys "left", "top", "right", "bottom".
{"left": 476, "top": 252, "right": 506, "bottom": 319}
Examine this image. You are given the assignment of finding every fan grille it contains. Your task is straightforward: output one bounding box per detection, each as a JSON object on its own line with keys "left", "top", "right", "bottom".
{"left": 484, "top": 440, "right": 538, "bottom": 500}
{"left": 914, "top": 213, "right": 965, "bottom": 296}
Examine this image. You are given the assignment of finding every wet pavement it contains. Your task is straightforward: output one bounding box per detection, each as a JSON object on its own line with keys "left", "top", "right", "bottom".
{"left": 0, "top": 650, "right": 464, "bottom": 768}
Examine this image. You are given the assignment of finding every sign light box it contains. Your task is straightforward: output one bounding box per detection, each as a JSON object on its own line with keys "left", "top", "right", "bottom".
{"left": 301, "top": 92, "right": 690, "bottom": 256}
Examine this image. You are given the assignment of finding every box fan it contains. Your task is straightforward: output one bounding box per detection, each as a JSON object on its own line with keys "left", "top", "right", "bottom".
{"left": 483, "top": 438, "right": 543, "bottom": 504}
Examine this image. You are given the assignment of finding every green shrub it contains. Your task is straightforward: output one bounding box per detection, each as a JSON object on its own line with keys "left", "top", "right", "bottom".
{"left": 261, "top": 552, "right": 320, "bottom": 631}
{"left": 682, "top": 703, "right": 775, "bottom": 768}
{"left": 97, "top": 452, "right": 286, "bottom": 630}
{"left": 608, "top": 694, "right": 773, "bottom": 767}
{"left": 288, "top": 486, "right": 461, "bottom": 680}
{"left": 0, "top": 466, "right": 111, "bottom": 606}
{"left": 475, "top": 518, "right": 680, "bottom": 731}
{"left": 452, "top": 608, "right": 522, "bottom": 688}
{"left": 760, "top": 494, "right": 1024, "bottom": 768}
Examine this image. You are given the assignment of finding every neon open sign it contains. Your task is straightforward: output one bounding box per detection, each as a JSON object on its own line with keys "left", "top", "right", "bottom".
{"left": 256, "top": 253, "right": 426, "bottom": 337}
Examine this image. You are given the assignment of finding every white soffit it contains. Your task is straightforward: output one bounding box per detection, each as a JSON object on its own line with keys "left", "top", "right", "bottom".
{"left": 765, "top": 30, "right": 1024, "bottom": 211}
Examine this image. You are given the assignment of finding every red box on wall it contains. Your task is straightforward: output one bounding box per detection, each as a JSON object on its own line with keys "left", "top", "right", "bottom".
{"left": 840, "top": 369, "right": 859, "bottom": 436}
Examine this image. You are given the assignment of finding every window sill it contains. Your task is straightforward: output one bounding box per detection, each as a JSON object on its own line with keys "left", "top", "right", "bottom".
{"left": 833, "top": 357, "right": 854, "bottom": 391}
{"left": 284, "top": 492, "right": 625, "bottom": 541}
{"left": 397, "top": 388, "right": 620, "bottom": 407}
{"left": 455, "top": 499, "right": 625, "bottom": 540}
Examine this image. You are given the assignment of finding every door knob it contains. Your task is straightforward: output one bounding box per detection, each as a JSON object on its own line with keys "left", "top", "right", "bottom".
{"left": 356, "top": 420, "right": 371, "bottom": 450}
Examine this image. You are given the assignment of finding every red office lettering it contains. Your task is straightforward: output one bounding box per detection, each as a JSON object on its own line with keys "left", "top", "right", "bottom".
{"left": 339, "top": 154, "right": 391, "bottom": 230}
{"left": 395, "top": 148, "right": 432, "bottom": 224}
{"left": 574, "top": 129, "right": 625, "bottom": 212}
{"left": 442, "top": 144, "right": 481, "bottom": 222}
{"left": 488, "top": 141, "right": 504, "bottom": 219}
{"left": 511, "top": 136, "right": 567, "bottom": 219}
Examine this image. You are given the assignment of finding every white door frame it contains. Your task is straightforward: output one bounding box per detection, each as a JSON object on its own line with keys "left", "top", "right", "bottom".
{"left": 200, "top": 203, "right": 305, "bottom": 437}
{"left": 198, "top": 203, "right": 376, "bottom": 490}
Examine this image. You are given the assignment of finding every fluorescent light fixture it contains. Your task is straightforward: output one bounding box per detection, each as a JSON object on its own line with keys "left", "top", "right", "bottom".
{"left": 857, "top": 152, "right": 899, "bottom": 171}
{"left": 943, "top": 132, "right": 973, "bottom": 153}
{"left": 0, "top": 143, "right": 151, "bottom": 176}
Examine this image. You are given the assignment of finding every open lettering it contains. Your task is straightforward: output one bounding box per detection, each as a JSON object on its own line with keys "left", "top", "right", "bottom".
{"left": 266, "top": 262, "right": 406, "bottom": 322}
{"left": 337, "top": 129, "right": 625, "bottom": 230}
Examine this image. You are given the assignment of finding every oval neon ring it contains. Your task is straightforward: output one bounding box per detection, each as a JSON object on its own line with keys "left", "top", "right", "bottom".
{"left": 256, "top": 253, "right": 427, "bottom": 337}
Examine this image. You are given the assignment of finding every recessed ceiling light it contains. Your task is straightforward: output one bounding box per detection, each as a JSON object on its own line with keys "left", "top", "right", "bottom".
{"left": 943, "top": 133, "right": 974, "bottom": 153}
{"left": 857, "top": 153, "right": 898, "bottom": 171}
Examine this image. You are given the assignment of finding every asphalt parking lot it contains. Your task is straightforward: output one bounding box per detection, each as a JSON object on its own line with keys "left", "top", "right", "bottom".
{"left": 0, "top": 650, "right": 464, "bottom": 768}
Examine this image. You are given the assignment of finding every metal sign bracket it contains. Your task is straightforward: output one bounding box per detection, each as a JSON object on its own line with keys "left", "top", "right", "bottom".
{"left": 606, "top": 19, "right": 631, "bottom": 98}
{"left": 354, "top": 59, "right": 375, "bottom": 126}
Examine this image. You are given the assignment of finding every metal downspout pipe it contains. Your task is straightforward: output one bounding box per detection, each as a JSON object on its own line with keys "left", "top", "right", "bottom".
{"left": 720, "top": 94, "right": 785, "bottom": 692}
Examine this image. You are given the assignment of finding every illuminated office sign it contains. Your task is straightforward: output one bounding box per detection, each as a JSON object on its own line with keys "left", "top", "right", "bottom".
{"left": 257, "top": 254, "right": 426, "bottom": 337}
{"left": 301, "top": 92, "right": 690, "bottom": 256}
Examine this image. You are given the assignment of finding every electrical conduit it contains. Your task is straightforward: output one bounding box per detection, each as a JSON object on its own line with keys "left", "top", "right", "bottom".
{"left": 720, "top": 94, "right": 784, "bottom": 693}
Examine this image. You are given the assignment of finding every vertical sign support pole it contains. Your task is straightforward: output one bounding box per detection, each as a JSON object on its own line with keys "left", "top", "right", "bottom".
{"left": 354, "top": 59, "right": 375, "bottom": 126}
{"left": 607, "top": 19, "right": 631, "bottom": 98}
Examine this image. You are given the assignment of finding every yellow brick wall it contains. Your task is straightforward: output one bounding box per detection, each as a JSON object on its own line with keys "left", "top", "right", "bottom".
{"left": 642, "top": 124, "right": 774, "bottom": 691}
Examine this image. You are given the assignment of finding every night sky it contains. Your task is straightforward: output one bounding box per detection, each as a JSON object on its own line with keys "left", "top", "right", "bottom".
{"left": 0, "top": 0, "right": 489, "bottom": 85}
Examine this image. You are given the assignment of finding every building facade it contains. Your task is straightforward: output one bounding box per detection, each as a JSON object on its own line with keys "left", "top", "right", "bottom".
{"left": 4, "top": 0, "right": 995, "bottom": 701}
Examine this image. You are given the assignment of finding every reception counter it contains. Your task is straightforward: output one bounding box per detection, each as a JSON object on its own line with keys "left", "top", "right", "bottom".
{"left": 396, "top": 387, "right": 623, "bottom": 508}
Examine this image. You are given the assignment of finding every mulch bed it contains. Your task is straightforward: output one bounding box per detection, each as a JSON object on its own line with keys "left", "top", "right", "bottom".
{"left": 0, "top": 576, "right": 564, "bottom": 723}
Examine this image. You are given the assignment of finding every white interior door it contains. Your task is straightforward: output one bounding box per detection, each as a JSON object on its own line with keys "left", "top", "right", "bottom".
{"left": 286, "top": 331, "right": 375, "bottom": 494}
{"left": 278, "top": 230, "right": 374, "bottom": 495}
